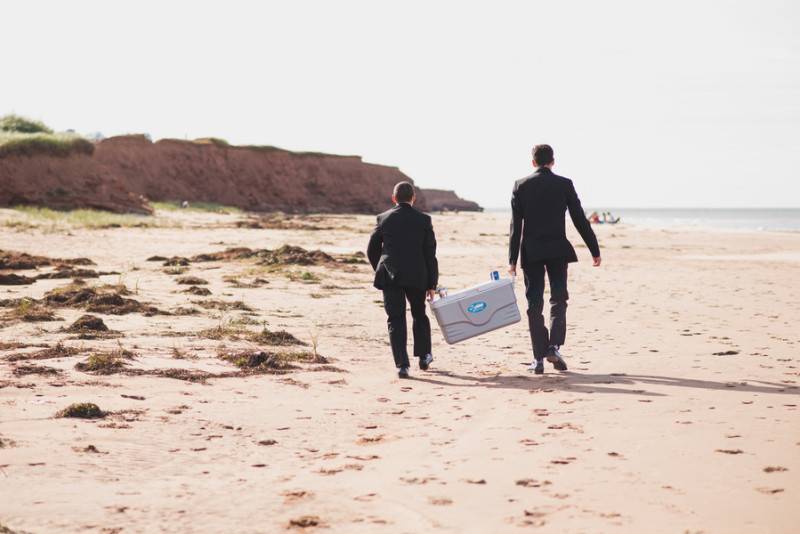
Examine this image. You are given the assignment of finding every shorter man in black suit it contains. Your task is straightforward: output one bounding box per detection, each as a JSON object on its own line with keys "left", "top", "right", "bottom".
{"left": 367, "top": 182, "right": 438, "bottom": 379}
{"left": 509, "top": 144, "right": 602, "bottom": 374}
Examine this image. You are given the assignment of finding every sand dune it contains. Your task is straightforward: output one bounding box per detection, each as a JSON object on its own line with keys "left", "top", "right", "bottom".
{"left": 0, "top": 209, "right": 798, "bottom": 533}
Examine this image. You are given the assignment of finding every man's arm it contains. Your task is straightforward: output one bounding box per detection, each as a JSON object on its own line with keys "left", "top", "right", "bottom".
{"left": 423, "top": 216, "right": 438, "bottom": 297}
{"left": 566, "top": 180, "right": 601, "bottom": 264}
{"left": 367, "top": 216, "right": 383, "bottom": 270}
{"left": 508, "top": 183, "right": 523, "bottom": 275}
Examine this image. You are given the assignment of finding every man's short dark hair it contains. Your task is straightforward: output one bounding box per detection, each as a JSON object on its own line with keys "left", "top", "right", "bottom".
{"left": 393, "top": 181, "right": 415, "bottom": 203}
{"left": 532, "top": 144, "right": 554, "bottom": 166}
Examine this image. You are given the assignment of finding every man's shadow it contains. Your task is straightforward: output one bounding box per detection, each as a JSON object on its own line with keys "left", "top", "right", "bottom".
{"left": 410, "top": 368, "right": 798, "bottom": 398}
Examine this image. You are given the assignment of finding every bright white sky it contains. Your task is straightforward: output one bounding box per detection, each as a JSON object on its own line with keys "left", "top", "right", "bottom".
{"left": 2, "top": 0, "right": 798, "bottom": 208}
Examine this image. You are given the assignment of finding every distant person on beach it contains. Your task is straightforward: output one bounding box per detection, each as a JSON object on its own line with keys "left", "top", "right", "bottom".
{"left": 588, "top": 211, "right": 601, "bottom": 224}
{"left": 367, "top": 182, "right": 439, "bottom": 379}
{"left": 508, "top": 144, "right": 602, "bottom": 374}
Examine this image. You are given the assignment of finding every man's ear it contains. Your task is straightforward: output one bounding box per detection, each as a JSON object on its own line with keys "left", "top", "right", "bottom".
{"left": 391, "top": 194, "right": 397, "bottom": 204}
{"left": 532, "top": 159, "right": 538, "bottom": 168}
{"left": 410, "top": 194, "right": 416, "bottom": 206}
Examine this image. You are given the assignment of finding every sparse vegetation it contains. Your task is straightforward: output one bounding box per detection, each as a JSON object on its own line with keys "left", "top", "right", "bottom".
{"left": 65, "top": 314, "right": 109, "bottom": 333}
{"left": 182, "top": 285, "right": 212, "bottom": 296}
{"left": 218, "top": 350, "right": 302, "bottom": 374}
{"left": 176, "top": 276, "right": 208, "bottom": 285}
{"left": 74, "top": 347, "right": 135, "bottom": 374}
{"left": 12, "top": 364, "right": 62, "bottom": 377}
{"left": 249, "top": 325, "right": 306, "bottom": 346}
{"left": 151, "top": 201, "right": 242, "bottom": 214}
{"left": 197, "top": 316, "right": 249, "bottom": 340}
{"left": 55, "top": 402, "right": 106, "bottom": 419}
{"left": 8, "top": 206, "right": 156, "bottom": 229}
{"left": 0, "top": 249, "right": 94, "bottom": 270}
{"left": 44, "top": 281, "right": 160, "bottom": 315}
{"left": 2, "top": 298, "right": 58, "bottom": 322}
{"left": 288, "top": 270, "right": 321, "bottom": 283}
{"left": 192, "top": 299, "right": 253, "bottom": 312}
{"left": 6, "top": 342, "right": 80, "bottom": 362}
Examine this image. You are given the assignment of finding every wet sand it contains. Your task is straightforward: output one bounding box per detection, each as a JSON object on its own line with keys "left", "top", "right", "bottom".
{"left": 1, "top": 209, "right": 798, "bottom": 533}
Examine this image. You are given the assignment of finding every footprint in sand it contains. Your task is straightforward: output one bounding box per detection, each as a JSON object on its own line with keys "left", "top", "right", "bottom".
{"left": 287, "top": 516, "right": 323, "bottom": 529}
{"left": 550, "top": 457, "right": 576, "bottom": 465}
{"left": 428, "top": 497, "right": 453, "bottom": 506}
{"left": 356, "top": 435, "right": 384, "bottom": 445}
{"left": 763, "top": 466, "right": 788, "bottom": 473}
{"left": 72, "top": 444, "right": 106, "bottom": 454}
{"left": 282, "top": 490, "right": 313, "bottom": 503}
{"left": 317, "top": 467, "right": 343, "bottom": 475}
{"left": 347, "top": 454, "right": 380, "bottom": 461}
{"left": 400, "top": 476, "right": 436, "bottom": 485}
{"left": 755, "top": 487, "right": 784, "bottom": 494}
{"left": 516, "top": 479, "right": 551, "bottom": 488}
{"left": 715, "top": 449, "right": 744, "bottom": 455}
{"left": 547, "top": 423, "right": 583, "bottom": 433}
{"left": 354, "top": 493, "right": 378, "bottom": 502}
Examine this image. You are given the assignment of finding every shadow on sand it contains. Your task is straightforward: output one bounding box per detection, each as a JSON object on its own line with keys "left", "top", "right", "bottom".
{"left": 410, "top": 368, "right": 799, "bottom": 398}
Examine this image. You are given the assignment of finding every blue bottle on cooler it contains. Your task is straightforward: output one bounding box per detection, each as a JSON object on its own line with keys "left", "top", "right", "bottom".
{"left": 491, "top": 270, "right": 500, "bottom": 281}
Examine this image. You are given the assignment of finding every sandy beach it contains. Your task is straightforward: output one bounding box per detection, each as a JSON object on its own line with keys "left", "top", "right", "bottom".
{"left": 1, "top": 209, "right": 798, "bottom": 533}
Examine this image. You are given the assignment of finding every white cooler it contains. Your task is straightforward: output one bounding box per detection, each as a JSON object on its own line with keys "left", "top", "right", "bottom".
{"left": 430, "top": 278, "right": 521, "bottom": 344}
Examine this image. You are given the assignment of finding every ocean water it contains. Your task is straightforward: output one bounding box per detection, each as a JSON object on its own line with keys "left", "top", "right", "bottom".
{"left": 595, "top": 208, "right": 800, "bottom": 232}
{"left": 488, "top": 208, "right": 800, "bottom": 232}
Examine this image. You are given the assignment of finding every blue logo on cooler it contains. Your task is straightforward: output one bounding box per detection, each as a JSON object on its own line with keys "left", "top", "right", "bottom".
{"left": 467, "top": 301, "right": 487, "bottom": 313}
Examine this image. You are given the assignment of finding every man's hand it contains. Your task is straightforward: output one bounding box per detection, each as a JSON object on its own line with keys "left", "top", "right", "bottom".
{"left": 508, "top": 264, "right": 517, "bottom": 277}
{"left": 593, "top": 256, "right": 602, "bottom": 267}
{"left": 426, "top": 289, "right": 436, "bottom": 302}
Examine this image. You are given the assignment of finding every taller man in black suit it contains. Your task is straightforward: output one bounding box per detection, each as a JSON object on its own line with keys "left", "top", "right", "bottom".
{"left": 508, "top": 144, "right": 601, "bottom": 374}
{"left": 368, "top": 182, "right": 438, "bottom": 379}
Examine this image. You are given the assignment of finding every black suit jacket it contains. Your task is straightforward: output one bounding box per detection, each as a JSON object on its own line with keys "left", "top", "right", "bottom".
{"left": 367, "top": 203, "right": 438, "bottom": 290}
{"left": 509, "top": 167, "right": 600, "bottom": 267}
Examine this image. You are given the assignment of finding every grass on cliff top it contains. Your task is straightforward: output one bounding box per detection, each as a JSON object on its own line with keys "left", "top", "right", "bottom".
{"left": 1, "top": 114, "right": 53, "bottom": 134}
{"left": 0, "top": 132, "right": 94, "bottom": 158}
{"left": 4, "top": 206, "right": 159, "bottom": 230}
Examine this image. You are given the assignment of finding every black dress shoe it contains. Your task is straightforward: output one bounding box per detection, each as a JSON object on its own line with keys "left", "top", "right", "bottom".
{"left": 419, "top": 353, "right": 433, "bottom": 371}
{"left": 546, "top": 347, "right": 568, "bottom": 371}
{"left": 528, "top": 360, "right": 544, "bottom": 374}
{"left": 398, "top": 367, "right": 410, "bottom": 379}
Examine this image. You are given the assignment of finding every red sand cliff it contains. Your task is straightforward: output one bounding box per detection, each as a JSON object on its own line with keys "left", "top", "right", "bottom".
{"left": 0, "top": 136, "right": 481, "bottom": 214}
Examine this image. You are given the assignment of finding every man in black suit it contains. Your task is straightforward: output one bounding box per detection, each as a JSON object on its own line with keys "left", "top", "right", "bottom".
{"left": 508, "top": 144, "right": 601, "bottom": 374}
{"left": 368, "top": 182, "right": 438, "bottom": 379}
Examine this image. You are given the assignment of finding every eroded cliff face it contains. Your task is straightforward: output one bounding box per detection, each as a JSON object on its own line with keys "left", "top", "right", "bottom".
{"left": 93, "top": 136, "right": 429, "bottom": 213}
{"left": 0, "top": 135, "right": 481, "bottom": 214}
{"left": 0, "top": 146, "right": 151, "bottom": 214}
